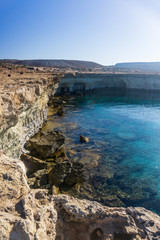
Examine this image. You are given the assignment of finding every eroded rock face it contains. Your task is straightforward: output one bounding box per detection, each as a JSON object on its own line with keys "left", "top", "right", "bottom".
{"left": 0, "top": 190, "right": 57, "bottom": 240}
{"left": 57, "top": 72, "right": 160, "bottom": 94}
{"left": 52, "top": 195, "right": 160, "bottom": 240}
{"left": 0, "top": 151, "right": 29, "bottom": 213}
{"left": 1, "top": 189, "right": 160, "bottom": 240}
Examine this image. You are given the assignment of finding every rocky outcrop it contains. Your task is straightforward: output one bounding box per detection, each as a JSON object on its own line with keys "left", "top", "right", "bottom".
{"left": 48, "top": 161, "right": 84, "bottom": 187}
{"left": 0, "top": 70, "right": 60, "bottom": 158}
{"left": 80, "top": 134, "right": 90, "bottom": 143}
{"left": 54, "top": 194, "right": 160, "bottom": 240}
{"left": 28, "top": 130, "right": 65, "bottom": 159}
{"left": 0, "top": 188, "right": 160, "bottom": 240}
{"left": 21, "top": 154, "right": 48, "bottom": 175}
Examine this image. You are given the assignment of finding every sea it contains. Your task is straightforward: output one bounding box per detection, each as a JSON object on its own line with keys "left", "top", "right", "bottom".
{"left": 45, "top": 89, "right": 160, "bottom": 215}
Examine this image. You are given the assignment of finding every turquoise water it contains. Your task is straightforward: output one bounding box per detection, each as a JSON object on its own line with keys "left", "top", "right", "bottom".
{"left": 49, "top": 90, "right": 160, "bottom": 214}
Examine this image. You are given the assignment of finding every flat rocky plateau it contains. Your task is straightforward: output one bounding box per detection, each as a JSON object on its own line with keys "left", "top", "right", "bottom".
{"left": 0, "top": 64, "right": 160, "bottom": 240}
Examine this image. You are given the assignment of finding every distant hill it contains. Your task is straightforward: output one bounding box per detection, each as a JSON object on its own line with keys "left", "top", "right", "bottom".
{"left": 2, "top": 59, "right": 160, "bottom": 73}
{"left": 115, "top": 62, "right": 160, "bottom": 73}
{"left": 0, "top": 59, "right": 103, "bottom": 69}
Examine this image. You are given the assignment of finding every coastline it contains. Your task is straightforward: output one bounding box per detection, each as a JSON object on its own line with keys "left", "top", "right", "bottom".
{"left": 0, "top": 66, "right": 160, "bottom": 239}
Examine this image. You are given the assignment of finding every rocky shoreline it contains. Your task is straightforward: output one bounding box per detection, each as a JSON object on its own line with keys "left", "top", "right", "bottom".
{"left": 0, "top": 66, "right": 160, "bottom": 239}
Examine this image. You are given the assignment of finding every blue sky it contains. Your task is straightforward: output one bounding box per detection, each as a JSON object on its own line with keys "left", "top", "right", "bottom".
{"left": 0, "top": 0, "right": 160, "bottom": 65}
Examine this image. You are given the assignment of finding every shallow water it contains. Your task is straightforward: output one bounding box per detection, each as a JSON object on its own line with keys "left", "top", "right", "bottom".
{"left": 46, "top": 90, "right": 160, "bottom": 214}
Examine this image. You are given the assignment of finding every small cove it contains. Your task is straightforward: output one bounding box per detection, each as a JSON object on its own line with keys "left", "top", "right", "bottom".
{"left": 44, "top": 89, "right": 160, "bottom": 215}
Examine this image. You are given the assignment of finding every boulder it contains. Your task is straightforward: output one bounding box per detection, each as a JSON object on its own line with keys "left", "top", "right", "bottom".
{"left": 29, "top": 130, "right": 65, "bottom": 159}
{"left": 48, "top": 160, "right": 84, "bottom": 187}
{"left": 21, "top": 153, "right": 48, "bottom": 175}
{"left": 80, "top": 135, "right": 90, "bottom": 143}
{"left": 28, "top": 169, "right": 49, "bottom": 189}
{"left": 1, "top": 190, "right": 160, "bottom": 240}
{"left": 64, "top": 162, "right": 84, "bottom": 186}
{"left": 48, "top": 161, "right": 72, "bottom": 186}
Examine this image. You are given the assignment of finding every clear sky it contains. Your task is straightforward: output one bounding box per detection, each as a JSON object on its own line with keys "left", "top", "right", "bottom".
{"left": 0, "top": 0, "right": 160, "bottom": 65}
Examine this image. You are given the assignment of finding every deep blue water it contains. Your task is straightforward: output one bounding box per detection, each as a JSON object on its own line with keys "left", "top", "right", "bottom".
{"left": 48, "top": 90, "right": 160, "bottom": 214}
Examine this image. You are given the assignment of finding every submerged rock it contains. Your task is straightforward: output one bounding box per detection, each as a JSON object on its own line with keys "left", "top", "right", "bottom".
{"left": 57, "top": 106, "right": 64, "bottom": 116}
{"left": 49, "top": 97, "right": 65, "bottom": 108}
{"left": 117, "top": 126, "right": 137, "bottom": 140}
{"left": 29, "top": 130, "right": 65, "bottom": 159}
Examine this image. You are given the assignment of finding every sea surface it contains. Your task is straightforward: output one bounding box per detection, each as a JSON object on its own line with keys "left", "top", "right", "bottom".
{"left": 46, "top": 89, "right": 160, "bottom": 215}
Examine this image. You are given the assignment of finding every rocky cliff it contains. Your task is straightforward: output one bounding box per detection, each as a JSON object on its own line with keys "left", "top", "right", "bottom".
{"left": 0, "top": 70, "right": 61, "bottom": 158}
{"left": 57, "top": 72, "right": 160, "bottom": 94}
{"left": 0, "top": 68, "right": 160, "bottom": 240}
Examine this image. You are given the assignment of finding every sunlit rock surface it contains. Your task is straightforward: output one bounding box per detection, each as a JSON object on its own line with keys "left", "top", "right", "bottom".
{"left": 0, "top": 67, "right": 160, "bottom": 239}
{"left": 0, "top": 69, "right": 60, "bottom": 158}
{"left": 0, "top": 188, "right": 160, "bottom": 240}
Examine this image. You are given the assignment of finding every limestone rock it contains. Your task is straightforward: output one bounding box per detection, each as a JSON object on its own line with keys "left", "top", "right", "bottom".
{"left": 0, "top": 190, "right": 57, "bottom": 240}
{"left": 0, "top": 65, "right": 160, "bottom": 240}
{"left": 1, "top": 189, "right": 160, "bottom": 240}
{"left": 49, "top": 97, "right": 64, "bottom": 108}
{"left": 80, "top": 135, "right": 90, "bottom": 143}
{"left": 51, "top": 147, "right": 67, "bottom": 162}
{"left": 0, "top": 151, "right": 29, "bottom": 213}
{"left": 53, "top": 194, "right": 160, "bottom": 240}
{"left": 0, "top": 152, "right": 160, "bottom": 240}
{"left": 29, "top": 130, "right": 65, "bottom": 159}
{"left": 0, "top": 68, "right": 61, "bottom": 158}
{"left": 21, "top": 153, "right": 48, "bottom": 175}
{"left": 48, "top": 160, "right": 84, "bottom": 187}
{"left": 28, "top": 169, "right": 49, "bottom": 189}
